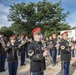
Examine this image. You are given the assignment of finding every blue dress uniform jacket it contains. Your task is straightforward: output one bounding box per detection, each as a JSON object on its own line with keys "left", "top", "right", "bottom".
{"left": 19, "top": 43, "right": 26, "bottom": 52}
{"left": 28, "top": 41, "right": 46, "bottom": 72}
{"left": 60, "top": 39, "right": 71, "bottom": 61}
{"left": 50, "top": 38, "right": 57, "bottom": 53}
{"left": 25, "top": 40, "right": 30, "bottom": 58}
{"left": 5, "top": 43, "right": 18, "bottom": 62}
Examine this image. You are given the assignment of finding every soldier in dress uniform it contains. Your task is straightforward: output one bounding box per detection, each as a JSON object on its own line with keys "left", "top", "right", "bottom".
{"left": 57, "top": 35, "right": 61, "bottom": 55}
{"left": 75, "top": 40, "right": 76, "bottom": 55}
{"left": 49, "top": 36, "right": 53, "bottom": 57}
{"left": 70, "top": 37, "right": 75, "bottom": 57}
{"left": 45, "top": 37, "right": 49, "bottom": 46}
{"left": 51, "top": 33, "right": 57, "bottom": 66}
{"left": 18, "top": 34, "right": 26, "bottom": 66}
{"left": 60, "top": 31, "right": 71, "bottom": 75}
{"left": 0, "top": 34, "right": 7, "bottom": 72}
{"left": 28, "top": 27, "right": 48, "bottom": 75}
{"left": 25, "top": 36, "right": 30, "bottom": 58}
{"left": 5, "top": 35, "right": 19, "bottom": 75}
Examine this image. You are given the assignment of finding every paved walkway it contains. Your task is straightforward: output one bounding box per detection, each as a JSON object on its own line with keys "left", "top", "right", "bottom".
{"left": 0, "top": 55, "right": 76, "bottom": 75}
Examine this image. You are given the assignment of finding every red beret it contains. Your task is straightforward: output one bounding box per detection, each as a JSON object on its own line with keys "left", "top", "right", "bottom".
{"left": 9, "top": 35, "right": 15, "bottom": 39}
{"left": 61, "top": 31, "right": 68, "bottom": 36}
{"left": 31, "top": 27, "right": 42, "bottom": 34}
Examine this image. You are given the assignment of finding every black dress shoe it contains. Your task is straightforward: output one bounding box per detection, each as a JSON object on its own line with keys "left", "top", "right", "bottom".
{"left": 2, "top": 69, "right": 6, "bottom": 72}
{"left": 0, "top": 70, "right": 2, "bottom": 72}
{"left": 21, "top": 64, "right": 24, "bottom": 66}
{"left": 23, "top": 64, "right": 26, "bottom": 65}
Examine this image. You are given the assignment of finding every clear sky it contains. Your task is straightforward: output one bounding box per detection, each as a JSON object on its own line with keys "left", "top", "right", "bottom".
{"left": 0, "top": 0, "right": 76, "bottom": 28}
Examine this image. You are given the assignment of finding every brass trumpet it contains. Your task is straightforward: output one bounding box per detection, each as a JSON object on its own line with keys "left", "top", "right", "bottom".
{"left": 18, "top": 40, "right": 26, "bottom": 48}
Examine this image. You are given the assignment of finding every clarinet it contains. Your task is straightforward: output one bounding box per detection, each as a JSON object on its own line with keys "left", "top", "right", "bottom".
{"left": 42, "top": 40, "right": 52, "bottom": 64}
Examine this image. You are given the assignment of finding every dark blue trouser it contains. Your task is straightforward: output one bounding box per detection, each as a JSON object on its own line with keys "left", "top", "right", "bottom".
{"left": 71, "top": 49, "right": 75, "bottom": 57}
{"left": 30, "top": 72, "right": 44, "bottom": 75}
{"left": 52, "top": 50, "right": 57, "bottom": 64}
{"left": 20, "top": 51, "right": 25, "bottom": 65}
{"left": 62, "top": 61, "right": 70, "bottom": 75}
{"left": 25, "top": 47, "right": 28, "bottom": 58}
{"left": 0, "top": 54, "right": 6, "bottom": 71}
{"left": 8, "top": 61, "right": 18, "bottom": 75}
{"left": 50, "top": 49, "right": 52, "bottom": 57}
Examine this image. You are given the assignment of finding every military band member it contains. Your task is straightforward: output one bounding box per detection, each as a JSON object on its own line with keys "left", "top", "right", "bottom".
{"left": 19, "top": 34, "right": 26, "bottom": 66}
{"left": 25, "top": 36, "right": 30, "bottom": 58}
{"left": 75, "top": 40, "right": 76, "bottom": 55}
{"left": 57, "top": 35, "right": 61, "bottom": 55}
{"left": 5, "top": 35, "right": 18, "bottom": 75}
{"left": 49, "top": 36, "right": 53, "bottom": 57}
{"left": 0, "top": 34, "right": 6, "bottom": 72}
{"left": 45, "top": 37, "right": 49, "bottom": 46}
{"left": 70, "top": 37, "right": 75, "bottom": 57}
{"left": 28, "top": 27, "right": 48, "bottom": 75}
{"left": 60, "top": 31, "right": 71, "bottom": 75}
{"left": 51, "top": 33, "right": 57, "bottom": 66}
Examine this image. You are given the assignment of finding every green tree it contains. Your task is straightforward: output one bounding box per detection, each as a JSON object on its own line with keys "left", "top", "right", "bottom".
{"left": 8, "top": 0, "right": 71, "bottom": 37}
{"left": 0, "top": 26, "right": 14, "bottom": 37}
